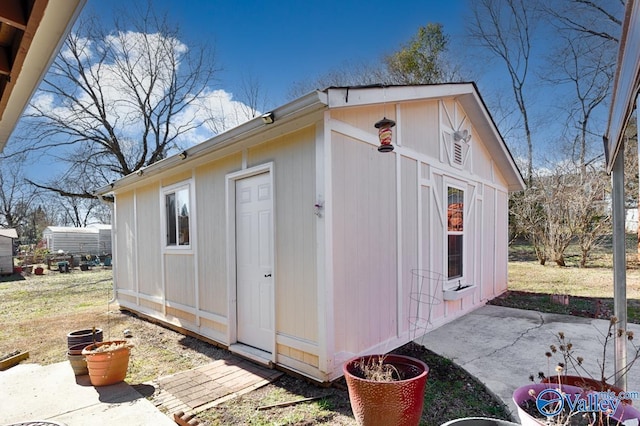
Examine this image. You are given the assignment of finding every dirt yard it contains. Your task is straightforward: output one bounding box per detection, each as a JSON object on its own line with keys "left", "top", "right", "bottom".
{"left": 0, "top": 267, "right": 510, "bottom": 425}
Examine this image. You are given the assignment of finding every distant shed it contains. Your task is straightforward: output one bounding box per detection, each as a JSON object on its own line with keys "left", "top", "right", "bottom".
{"left": 43, "top": 225, "right": 112, "bottom": 255}
{"left": 0, "top": 228, "right": 18, "bottom": 274}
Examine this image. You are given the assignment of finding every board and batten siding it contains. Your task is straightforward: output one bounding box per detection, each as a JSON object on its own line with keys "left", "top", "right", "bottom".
{"left": 247, "top": 127, "right": 319, "bottom": 370}
{"left": 195, "top": 153, "right": 242, "bottom": 320}
{"left": 112, "top": 127, "right": 321, "bottom": 371}
{"left": 135, "top": 184, "right": 162, "bottom": 299}
{"left": 328, "top": 97, "right": 512, "bottom": 375}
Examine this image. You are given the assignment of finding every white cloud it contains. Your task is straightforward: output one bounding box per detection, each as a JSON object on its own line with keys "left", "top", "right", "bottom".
{"left": 32, "top": 30, "right": 256, "bottom": 152}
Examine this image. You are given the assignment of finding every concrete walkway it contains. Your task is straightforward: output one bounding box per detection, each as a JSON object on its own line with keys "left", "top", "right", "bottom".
{"left": 4, "top": 305, "right": 640, "bottom": 424}
{"left": 417, "top": 305, "right": 640, "bottom": 419}
{"left": 0, "top": 362, "right": 174, "bottom": 426}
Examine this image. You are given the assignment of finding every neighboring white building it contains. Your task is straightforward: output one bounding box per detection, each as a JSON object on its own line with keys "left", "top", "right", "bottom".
{"left": 0, "top": 228, "right": 18, "bottom": 274}
{"left": 626, "top": 208, "right": 638, "bottom": 233}
{"left": 96, "top": 84, "right": 525, "bottom": 382}
{"left": 42, "top": 224, "right": 112, "bottom": 255}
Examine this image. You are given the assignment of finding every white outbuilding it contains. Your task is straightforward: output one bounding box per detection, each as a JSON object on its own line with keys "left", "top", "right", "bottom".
{"left": 96, "top": 84, "right": 525, "bottom": 382}
{"left": 0, "top": 228, "right": 18, "bottom": 274}
{"left": 42, "top": 224, "right": 112, "bottom": 255}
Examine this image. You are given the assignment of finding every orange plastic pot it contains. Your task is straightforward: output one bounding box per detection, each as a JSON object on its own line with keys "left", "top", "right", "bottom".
{"left": 82, "top": 340, "right": 131, "bottom": 386}
{"left": 343, "top": 354, "right": 429, "bottom": 426}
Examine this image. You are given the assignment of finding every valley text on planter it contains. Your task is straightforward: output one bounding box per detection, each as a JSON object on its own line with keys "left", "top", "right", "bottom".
{"left": 536, "top": 389, "right": 640, "bottom": 417}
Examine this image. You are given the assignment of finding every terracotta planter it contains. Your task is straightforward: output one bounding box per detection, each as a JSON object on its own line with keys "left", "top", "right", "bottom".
{"left": 82, "top": 340, "right": 131, "bottom": 386}
{"left": 344, "top": 354, "right": 429, "bottom": 426}
{"left": 513, "top": 383, "right": 640, "bottom": 426}
{"left": 543, "top": 375, "right": 631, "bottom": 404}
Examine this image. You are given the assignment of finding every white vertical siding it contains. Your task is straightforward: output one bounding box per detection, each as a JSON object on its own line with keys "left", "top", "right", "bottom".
{"left": 115, "top": 191, "right": 136, "bottom": 292}
{"left": 248, "top": 128, "right": 318, "bottom": 343}
{"left": 399, "top": 101, "right": 439, "bottom": 156}
{"left": 195, "top": 154, "right": 241, "bottom": 317}
{"left": 496, "top": 190, "right": 509, "bottom": 295}
{"left": 165, "top": 254, "right": 196, "bottom": 306}
{"left": 400, "top": 156, "right": 419, "bottom": 334}
{"left": 482, "top": 187, "right": 497, "bottom": 301}
{"left": 332, "top": 132, "right": 397, "bottom": 355}
{"left": 136, "top": 184, "right": 162, "bottom": 298}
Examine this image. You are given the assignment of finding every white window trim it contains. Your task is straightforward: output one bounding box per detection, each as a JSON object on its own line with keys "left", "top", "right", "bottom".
{"left": 444, "top": 181, "right": 466, "bottom": 290}
{"left": 161, "top": 180, "right": 194, "bottom": 253}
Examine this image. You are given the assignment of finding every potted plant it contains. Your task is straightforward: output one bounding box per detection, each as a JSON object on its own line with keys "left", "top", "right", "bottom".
{"left": 343, "top": 353, "right": 429, "bottom": 426}
{"left": 82, "top": 340, "right": 132, "bottom": 386}
{"left": 538, "top": 317, "right": 640, "bottom": 403}
{"left": 513, "top": 381, "right": 640, "bottom": 425}
{"left": 513, "top": 317, "right": 640, "bottom": 425}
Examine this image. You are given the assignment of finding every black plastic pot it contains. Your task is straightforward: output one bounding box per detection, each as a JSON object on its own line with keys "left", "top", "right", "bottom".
{"left": 67, "top": 328, "right": 103, "bottom": 350}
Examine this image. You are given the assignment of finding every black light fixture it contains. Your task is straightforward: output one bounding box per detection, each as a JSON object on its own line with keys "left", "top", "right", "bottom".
{"left": 179, "top": 151, "right": 188, "bottom": 160}
{"left": 375, "top": 117, "right": 396, "bottom": 152}
{"left": 261, "top": 112, "right": 275, "bottom": 124}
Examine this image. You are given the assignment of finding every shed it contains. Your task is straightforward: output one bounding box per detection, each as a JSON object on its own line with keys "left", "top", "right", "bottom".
{"left": 0, "top": 228, "right": 18, "bottom": 274}
{"left": 43, "top": 225, "right": 112, "bottom": 255}
{"left": 96, "top": 84, "right": 525, "bottom": 382}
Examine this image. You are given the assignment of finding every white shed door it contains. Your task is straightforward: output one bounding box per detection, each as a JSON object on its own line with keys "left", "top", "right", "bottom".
{"left": 235, "top": 172, "right": 274, "bottom": 353}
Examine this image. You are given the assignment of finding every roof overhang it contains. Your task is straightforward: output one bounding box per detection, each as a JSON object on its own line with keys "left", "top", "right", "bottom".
{"left": 0, "top": 0, "right": 86, "bottom": 152}
{"left": 0, "top": 228, "right": 18, "bottom": 238}
{"left": 95, "top": 90, "right": 329, "bottom": 195}
{"left": 97, "top": 83, "right": 525, "bottom": 196}
{"left": 605, "top": 0, "right": 640, "bottom": 173}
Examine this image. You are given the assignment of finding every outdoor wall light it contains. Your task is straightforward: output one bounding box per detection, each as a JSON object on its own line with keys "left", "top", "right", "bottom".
{"left": 453, "top": 129, "right": 471, "bottom": 143}
{"left": 375, "top": 117, "right": 396, "bottom": 152}
{"left": 136, "top": 169, "right": 144, "bottom": 176}
{"left": 261, "top": 112, "right": 275, "bottom": 124}
{"left": 179, "top": 151, "right": 188, "bottom": 160}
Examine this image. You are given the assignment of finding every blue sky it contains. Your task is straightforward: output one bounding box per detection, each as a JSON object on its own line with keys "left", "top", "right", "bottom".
{"left": 85, "top": 0, "right": 470, "bottom": 107}
{"left": 14, "top": 0, "right": 619, "bottom": 183}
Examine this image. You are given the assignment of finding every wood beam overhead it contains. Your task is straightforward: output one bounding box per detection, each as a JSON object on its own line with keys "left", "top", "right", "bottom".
{"left": 0, "top": 48, "right": 10, "bottom": 76}
{"left": 0, "top": 0, "right": 27, "bottom": 30}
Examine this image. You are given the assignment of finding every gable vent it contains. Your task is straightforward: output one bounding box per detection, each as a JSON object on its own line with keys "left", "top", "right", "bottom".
{"left": 453, "top": 141, "right": 463, "bottom": 165}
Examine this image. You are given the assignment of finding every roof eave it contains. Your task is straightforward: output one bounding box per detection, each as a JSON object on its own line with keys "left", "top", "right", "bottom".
{"left": 0, "top": 0, "right": 86, "bottom": 151}
{"left": 96, "top": 90, "right": 328, "bottom": 195}
{"left": 605, "top": 0, "right": 640, "bottom": 173}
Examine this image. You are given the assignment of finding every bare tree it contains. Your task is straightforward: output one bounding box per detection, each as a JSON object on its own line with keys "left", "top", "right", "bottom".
{"left": 17, "top": 2, "right": 219, "bottom": 198}
{"left": 541, "top": 0, "right": 624, "bottom": 43}
{"left": 511, "top": 164, "right": 611, "bottom": 267}
{"left": 0, "top": 159, "right": 40, "bottom": 230}
{"left": 468, "top": 0, "right": 535, "bottom": 186}
{"left": 544, "top": 36, "right": 613, "bottom": 175}
{"left": 288, "top": 60, "right": 387, "bottom": 100}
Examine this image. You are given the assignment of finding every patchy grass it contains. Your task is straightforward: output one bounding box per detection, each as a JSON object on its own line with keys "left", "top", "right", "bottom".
{"left": 1, "top": 268, "right": 512, "bottom": 425}
{"left": 0, "top": 269, "right": 228, "bottom": 383}
{"left": 199, "top": 342, "right": 512, "bottom": 426}
{"left": 498, "top": 235, "right": 640, "bottom": 323}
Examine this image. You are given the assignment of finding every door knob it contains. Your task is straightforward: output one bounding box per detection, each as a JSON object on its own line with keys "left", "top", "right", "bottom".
{"left": 264, "top": 273, "right": 272, "bottom": 277}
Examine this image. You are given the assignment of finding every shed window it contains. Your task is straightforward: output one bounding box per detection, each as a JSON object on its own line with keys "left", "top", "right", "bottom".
{"left": 447, "top": 187, "right": 464, "bottom": 279}
{"left": 164, "top": 185, "right": 190, "bottom": 247}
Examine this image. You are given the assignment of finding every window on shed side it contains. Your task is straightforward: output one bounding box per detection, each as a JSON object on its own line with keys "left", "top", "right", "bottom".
{"left": 447, "top": 187, "right": 463, "bottom": 279}
{"left": 165, "top": 186, "right": 190, "bottom": 247}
